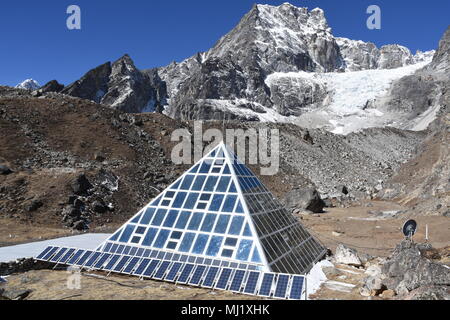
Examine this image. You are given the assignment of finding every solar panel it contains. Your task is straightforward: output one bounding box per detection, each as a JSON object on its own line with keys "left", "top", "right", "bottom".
{"left": 289, "top": 276, "right": 304, "bottom": 300}
{"left": 229, "top": 269, "right": 246, "bottom": 292}
{"left": 36, "top": 246, "right": 53, "bottom": 260}
{"left": 258, "top": 273, "right": 275, "bottom": 297}
{"left": 201, "top": 266, "right": 220, "bottom": 288}
{"left": 243, "top": 271, "right": 260, "bottom": 295}
{"left": 42, "top": 246, "right": 59, "bottom": 261}
{"left": 188, "top": 265, "right": 207, "bottom": 286}
{"left": 74, "top": 250, "right": 94, "bottom": 266}
{"left": 49, "top": 247, "right": 68, "bottom": 263}
{"left": 164, "top": 262, "right": 182, "bottom": 282}
{"left": 215, "top": 268, "right": 233, "bottom": 290}
{"left": 140, "top": 259, "right": 159, "bottom": 277}
{"left": 153, "top": 261, "right": 171, "bottom": 280}
{"left": 67, "top": 249, "right": 85, "bottom": 265}
{"left": 123, "top": 257, "right": 141, "bottom": 274}
{"left": 93, "top": 253, "right": 112, "bottom": 269}
{"left": 58, "top": 248, "right": 76, "bottom": 264}
{"left": 134, "top": 259, "right": 154, "bottom": 277}
{"left": 176, "top": 264, "right": 195, "bottom": 284}
{"left": 113, "top": 255, "right": 132, "bottom": 273}
{"left": 103, "top": 254, "right": 121, "bottom": 271}
{"left": 274, "top": 274, "right": 290, "bottom": 299}
{"left": 83, "top": 252, "right": 102, "bottom": 268}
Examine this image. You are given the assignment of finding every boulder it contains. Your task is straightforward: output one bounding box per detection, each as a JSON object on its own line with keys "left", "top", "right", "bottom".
{"left": 283, "top": 188, "right": 325, "bottom": 213}
{"left": 26, "top": 200, "right": 43, "bottom": 212}
{"left": 92, "top": 200, "right": 107, "bottom": 214}
{"left": 380, "top": 289, "right": 396, "bottom": 299}
{"left": 360, "top": 275, "right": 385, "bottom": 296}
{"left": 334, "top": 244, "right": 363, "bottom": 266}
{"left": 0, "top": 165, "right": 12, "bottom": 175}
{"left": 73, "top": 220, "right": 88, "bottom": 231}
{"left": 71, "top": 174, "right": 93, "bottom": 195}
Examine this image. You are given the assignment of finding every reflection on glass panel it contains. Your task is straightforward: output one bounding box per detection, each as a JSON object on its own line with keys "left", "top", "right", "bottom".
{"left": 209, "top": 194, "right": 224, "bottom": 212}
{"left": 216, "top": 176, "right": 231, "bottom": 192}
{"left": 206, "top": 236, "right": 223, "bottom": 257}
{"left": 180, "top": 175, "right": 195, "bottom": 190}
{"left": 170, "top": 231, "right": 182, "bottom": 239}
{"left": 154, "top": 229, "right": 170, "bottom": 248}
{"left": 136, "top": 226, "right": 146, "bottom": 234}
{"left": 221, "top": 249, "right": 234, "bottom": 258}
{"left": 161, "top": 200, "right": 171, "bottom": 206}
{"left": 199, "top": 162, "right": 211, "bottom": 174}
{"left": 251, "top": 247, "right": 262, "bottom": 263}
{"left": 243, "top": 223, "right": 252, "bottom": 237}
{"left": 131, "top": 211, "right": 142, "bottom": 223}
{"left": 222, "top": 195, "right": 237, "bottom": 212}
{"left": 236, "top": 239, "right": 253, "bottom": 261}
{"left": 166, "top": 191, "right": 175, "bottom": 198}
{"left": 200, "top": 214, "right": 217, "bottom": 232}
{"left": 175, "top": 211, "right": 191, "bottom": 229}
{"left": 223, "top": 164, "right": 231, "bottom": 175}
{"left": 109, "top": 229, "right": 121, "bottom": 241}
{"left": 179, "top": 233, "right": 196, "bottom": 252}
{"left": 235, "top": 200, "right": 244, "bottom": 213}
{"left": 189, "top": 163, "right": 200, "bottom": 174}
{"left": 191, "top": 175, "right": 207, "bottom": 191}
{"left": 214, "top": 215, "right": 231, "bottom": 234}
{"left": 228, "top": 182, "right": 237, "bottom": 193}
{"left": 166, "top": 241, "right": 177, "bottom": 250}
{"left": 142, "top": 228, "right": 158, "bottom": 246}
{"left": 196, "top": 202, "right": 207, "bottom": 210}
{"left": 131, "top": 236, "right": 141, "bottom": 244}
{"left": 204, "top": 176, "right": 219, "bottom": 191}
{"left": 183, "top": 193, "right": 199, "bottom": 209}
{"left": 151, "top": 209, "right": 167, "bottom": 226}
{"left": 192, "top": 234, "right": 209, "bottom": 255}
{"left": 119, "top": 224, "right": 135, "bottom": 243}
{"left": 163, "top": 210, "right": 179, "bottom": 228}
{"left": 200, "top": 193, "right": 211, "bottom": 201}
{"left": 225, "top": 237, "right": 237, "bottom": 247}
{"left": 187, "top": 212, "right": 204, "bottom": 231}
{"left": 170, "top": 179, "right": 181, "bottom": 190}
{"left": 228, "top": 216, "right": 244, "bottom": 235}
{"left": 172, "top": 192, "right": 187, "bottom": 208}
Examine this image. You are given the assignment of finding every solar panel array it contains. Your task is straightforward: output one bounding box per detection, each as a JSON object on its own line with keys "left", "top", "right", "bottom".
{"left": 36, "top": 245, "right": 306, "bottom": 300}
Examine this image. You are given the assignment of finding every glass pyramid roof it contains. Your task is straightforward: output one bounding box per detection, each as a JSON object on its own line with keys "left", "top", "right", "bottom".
{"left": 98, "top": 143, "right": 326, "bottom": 274}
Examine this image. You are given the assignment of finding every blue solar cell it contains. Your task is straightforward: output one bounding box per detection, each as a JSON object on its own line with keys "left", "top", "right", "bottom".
{"left": 243, "top": 272, "right": 261, "bottom": 295}
{"left": 236, "top": 239, "right": 253, "bottom": 261}
{"left": 42, "top": 247, "right": 59, "bottom": 261}
{"left": 104, "top": 242, "right": 113, "bottom": 252}
{"left": 67, "top": 249, "right": 85, "bottom": 265}
{"left": 202, "top": 267, "right": 220, "bottom": 288}
{"left": 176, "top": 264, "right": 195, "bottom": 284}
{"left": 188, "top": 265, "right": 207, "bottom": 285}
{"left": 36, "top": 246, "right": 53, "bottom": 260}
{"left": 258, "top": 273, "right": 275, "bottom": 297}
{"left": 83, "top": 252, "right": 102, "bottom": 268}
{"left": 111, "top": 244, "right": 119, "bottom": 253}
{"left": 229, "top": 270, "right": 246, "bottom": 292}
{"left": 123, "top": 257, "right": 141, "bottom": 274}
{"left": 136, "top": 248, "right": 145, "bottom": 256}
{"left": 140, "top": 259, "right": 160, "bottom": 277}
{"left": 104, "top": 254, "right": 121, "bottom": 271}
{"left": 289, "top": 276, "right": 304, "bottom": 300}
{"left": 119, "top": 224, "right": 136, "bottom": 243}
{"left": 93, "top": 253, "right": 112, "bottom": 269}
{"left": 123, "top": 246, "right": 131, "bottom": 255}
{"left": 50, "top": 247, "right": 68, "bottom": 262}
{"left": 164, "top": 262, "right": 182, "bottom": 282}
{"left": 58, "top": 248, "right": 76, "bottom": 264}
{"left": 153, "top": 261, "right": 171, "bottom": 280}
{"left": 113, "top": 256, "right": 132, "bottom": 272}
{"left": 215, "top": 268, "right": 233, "bottom": 290}
{"left": 131, "top": 259, "right": 150, "bottom": 276}
{"left": 274, "top": 275, "right": 290, "bottom": 299}
{"left": 74, "top": 251, "right": 94, "bottom": 266}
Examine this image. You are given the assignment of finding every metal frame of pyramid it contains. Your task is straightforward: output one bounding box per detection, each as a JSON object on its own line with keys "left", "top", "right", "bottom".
{"left": 97, "top": 142, "right": 326, "bottom": 274}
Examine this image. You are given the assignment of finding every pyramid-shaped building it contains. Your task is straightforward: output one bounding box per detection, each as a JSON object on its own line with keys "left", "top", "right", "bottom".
{"left": 97, "top": 143, "right": 326, "bottom": 275}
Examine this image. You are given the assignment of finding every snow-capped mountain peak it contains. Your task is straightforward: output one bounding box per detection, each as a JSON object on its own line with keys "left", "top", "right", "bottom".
{"left": 15, "top": 79, "right": 40, "bottom": 90}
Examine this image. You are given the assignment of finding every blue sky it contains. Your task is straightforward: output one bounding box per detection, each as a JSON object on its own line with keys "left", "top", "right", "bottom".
{"left": 0, "top": 0, "right": 448, "bottom": 87}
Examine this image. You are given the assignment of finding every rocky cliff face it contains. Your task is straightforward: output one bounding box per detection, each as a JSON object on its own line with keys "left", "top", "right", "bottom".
{"left": 62, "top": 55, "right": 167, "bottom": 113}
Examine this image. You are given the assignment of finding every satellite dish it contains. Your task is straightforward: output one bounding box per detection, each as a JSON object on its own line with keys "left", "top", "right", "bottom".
{"left": 402, "top": 220, "right": 417, "bottom": 238}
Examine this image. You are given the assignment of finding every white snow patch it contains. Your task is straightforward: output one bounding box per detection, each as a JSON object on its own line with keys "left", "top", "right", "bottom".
{"left": 15, "top": 79, "right": 40, "bottom": 90}
{"left": 0, "top": 234, "right": 111, "bottom": 263}
{"left": 303, "top": 259, "right": 334, "bottom": 299}
{"left": 404, "top": 104, "right": 441, "bottom": 131}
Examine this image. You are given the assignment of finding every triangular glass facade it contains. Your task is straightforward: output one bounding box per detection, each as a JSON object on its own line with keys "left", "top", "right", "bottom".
{"left": 98, "top": 143, "right": 325, "bottom": 274}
